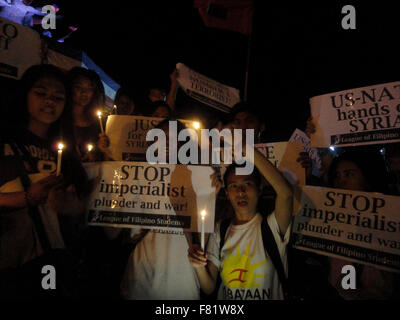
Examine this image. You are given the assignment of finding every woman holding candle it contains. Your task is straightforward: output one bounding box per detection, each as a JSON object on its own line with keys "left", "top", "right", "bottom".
{"left": 0, "top": 64, "right": 89, "bottom": 298}
{"left": 67, "top": 67, "right": 107, "bottom": 162}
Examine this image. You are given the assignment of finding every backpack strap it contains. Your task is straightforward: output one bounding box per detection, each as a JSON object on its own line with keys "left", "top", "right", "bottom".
{"left": 260, "top": 217, "right": 290, "bottom": 300}
{"left": 219, "top": 218, "right": 232, "bottom": 253}
{"left": 218, "top": 215, "right": 291, "bottom": 300}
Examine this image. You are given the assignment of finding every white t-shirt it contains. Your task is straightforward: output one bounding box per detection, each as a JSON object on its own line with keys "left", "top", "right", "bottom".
{"left": 207, "top": 212, "right": 290, "bottom": 300}
{"left": 121, "top": 229, "right": 200, "bottom": 300}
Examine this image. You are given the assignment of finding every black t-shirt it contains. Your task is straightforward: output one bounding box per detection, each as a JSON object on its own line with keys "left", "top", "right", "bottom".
{"left": 0, "top": 129, "right": 57, "bottom": 186}
{"left": 0, "top": 130, "right": 58, "bottom": 269}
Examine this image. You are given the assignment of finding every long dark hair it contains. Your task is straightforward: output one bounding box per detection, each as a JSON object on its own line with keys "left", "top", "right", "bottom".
{"left": 6, "top": 64, "right": 89, "bottom": 197}
{"left": 67, "top": 66, "right": 105, "bottom": 122}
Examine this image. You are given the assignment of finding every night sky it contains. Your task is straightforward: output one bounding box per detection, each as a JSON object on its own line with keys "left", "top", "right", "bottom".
{"left": 32, "top": 1, "right": 400, "bottom": 140}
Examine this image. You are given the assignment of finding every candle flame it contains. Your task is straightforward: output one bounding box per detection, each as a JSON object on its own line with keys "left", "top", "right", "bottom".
{"left": 58, "top": 143, "right": 64, "bottom": 150}
{"left": 87, "top": 144, "right": 93, "bottom": 152}
{"left": 201, "top": 210, "right": 206, "bottom": 219}
{"left": 193, "top": 121, "right": 201, "bottom": 130}
{"left": 97, "top": 111, "right": 102, "bottom": 117}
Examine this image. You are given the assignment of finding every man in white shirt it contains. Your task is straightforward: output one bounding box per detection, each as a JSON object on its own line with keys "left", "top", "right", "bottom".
{"left": 188, "top": 147, "right": 293, "bottom": 300}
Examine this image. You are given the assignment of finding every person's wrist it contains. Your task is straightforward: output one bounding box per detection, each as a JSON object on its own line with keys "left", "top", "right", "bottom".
{"left": 25, "top": 190, "right": 35, "bottom": 207}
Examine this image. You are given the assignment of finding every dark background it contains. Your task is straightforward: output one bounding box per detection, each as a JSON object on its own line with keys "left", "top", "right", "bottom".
{"left": 9, "top": 1, "right": 400, "bottom": 140}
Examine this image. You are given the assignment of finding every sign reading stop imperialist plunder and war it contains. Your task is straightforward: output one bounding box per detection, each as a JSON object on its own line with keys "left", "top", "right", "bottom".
{"left": 176, "top": 63, "right": 241, "bottom": 113}
{"left": 255, "top": 141, "right": 305, "bottom": 186}
{"left": 84, "top": 161, "right": 216, "bottom": 233}
{"left": 310, "top": 81, "right": 400, "bottom": 147}
{"left": 292, "top": 186, "right": 400, "bottom": 273}
{"left": 105, "top": 115, "right": 198, "bottom": 161}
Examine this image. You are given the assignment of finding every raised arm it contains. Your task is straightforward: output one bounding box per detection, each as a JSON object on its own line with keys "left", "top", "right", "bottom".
{"left": 253, "top": 148, "right": 293, "bottom": 235}
{"left": 166, "top": 69, "right": 179, "bottom": 111}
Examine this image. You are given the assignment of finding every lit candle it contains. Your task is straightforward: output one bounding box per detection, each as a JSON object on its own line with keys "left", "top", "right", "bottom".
{"left": 201, "top": 209, "right": 206, "bottom": 251}
{"left": 193, "top": 121, "right": 200, "bottom": 130}
{"left": 113, "top": 104, "right": 118, "bottom": 115}
{"left": 97, "top": 111, "right": 104, "bottom": 133}
{"left": 56, "top": 143, "right": 64, "bottom": 176}
{"left": 87, "top": 144, "right": 94, "bottom": 152}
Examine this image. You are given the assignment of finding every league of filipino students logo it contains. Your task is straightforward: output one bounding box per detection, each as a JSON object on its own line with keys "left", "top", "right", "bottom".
{"left": 221, "top": 242, "right": 267, "bottom": 288}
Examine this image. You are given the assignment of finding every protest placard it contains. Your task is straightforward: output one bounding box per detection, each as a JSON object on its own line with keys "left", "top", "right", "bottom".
{"left": 310, "top": 81, "right": 400, "bottom": 147}
{"left": 255, "top": 141, "right": 305, "bottom": 186}
{"left": 0, "top": 17, "right": 41, "bottom": 78}
{"left": 105, "top": 115, "right": 199, "bottom": 161}
{"left": 292, "top": 186, "right": 400, "bottom": 273}
{"left": 84, "top": 161, "right": 216, "bottom": 233}
{"left": 289, "top": 129, "right": 322, "bottom": 177}
{"left": 176, "top": 63, "right": 241, "bottom": 113}
{"left": 106, "top": 115, "right": 159, "bottom": 161}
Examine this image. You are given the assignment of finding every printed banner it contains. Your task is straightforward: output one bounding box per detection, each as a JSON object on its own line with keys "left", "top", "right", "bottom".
{"left": 176, "top": 63, "right": 241, "bottom": 113}
{"left": 289, "top": 129, "right": 322, "bottom": 177}
{"left": 310, "top": 81, "right": 400, "bottom": 147}
{"left": 255, "top": 141, "right": 305, "bottom": 186}
{"left": 0, "top": 17, "right": 41, "bottom": 78}
{"left": 292, "top": 186, "right": 400, "bottom": 273}
{"left": 84, "top": 161, "right": 216, "bottom": 233}
{"left": 105, "top": 115, "right": 199, "bottom": 161}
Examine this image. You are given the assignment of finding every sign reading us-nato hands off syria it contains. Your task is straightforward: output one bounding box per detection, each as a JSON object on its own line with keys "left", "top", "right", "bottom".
{"left": 292, "top": 186, "right": 400, "bottom": 273}
{"left": 310, "top": 81, "right": 400, "bottom": 147}
{"left": 84, "top": 161, "right": 216, "bottom": 233}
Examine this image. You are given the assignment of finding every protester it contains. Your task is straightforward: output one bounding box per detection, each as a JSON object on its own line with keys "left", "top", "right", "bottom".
{"left": 114, "top": 87, "right": 136, "bottom": 115}
{"left": 120, "top": 119, "right": 216, "bottom": 300}
{"left": 0, "top": 64, "right": 89, "bottom": 298}
{"left": 187, "top": 145, "right": 293, "bottom": 300}
{"left": 67, "top": 67, "right": 106, "bottom": 161}
{"left": 326, "top": 150, "right": 398, "bottom": 299}
{"left": 151, "top": 101, "right": 173, "bottom": 119}
{"left": 228, "top": 102, "right": 265, "bottom": 143}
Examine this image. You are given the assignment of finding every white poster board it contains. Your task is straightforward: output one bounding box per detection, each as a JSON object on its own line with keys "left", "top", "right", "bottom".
{"left": 310, "top": 82, "right": 400, "bottom": 147}
{"left": 292, "top": 186, "right": 400, "bottom": 273}
{"left": 84, "top": 161, "right": 216, "bottom": 233}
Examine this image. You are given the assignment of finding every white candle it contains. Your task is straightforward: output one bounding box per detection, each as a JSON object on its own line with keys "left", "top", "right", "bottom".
{"left": 97, "top": 111, "right": 104, "bottom": 133}
{"left": 56, "top": 143, "right": 64, "bottom": 176}
{"left": 201, "top": 210, "right": 206, "bottom": 251}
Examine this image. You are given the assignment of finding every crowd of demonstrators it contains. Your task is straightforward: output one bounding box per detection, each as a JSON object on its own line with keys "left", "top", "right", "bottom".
{"left": 1, "top": 63, "right": 400, "bottom": 300}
